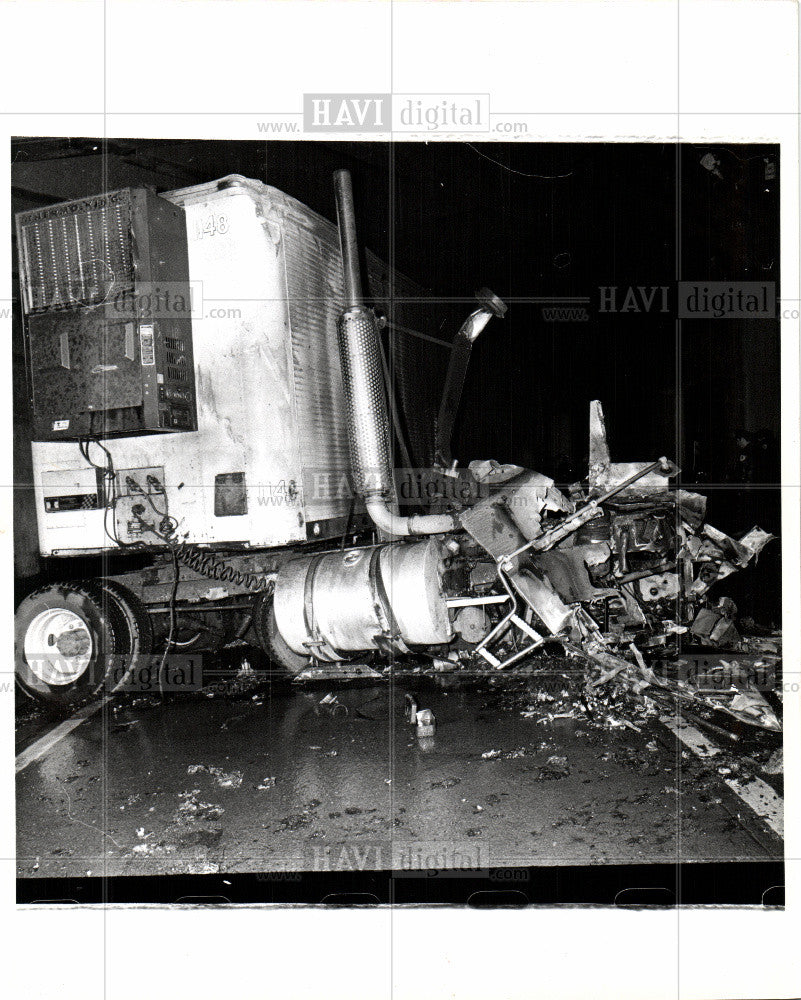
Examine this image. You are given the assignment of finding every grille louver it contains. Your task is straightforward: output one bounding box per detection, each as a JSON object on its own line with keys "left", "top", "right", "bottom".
{"left": 18, "top": 190, "right": 134, "bottom": 314}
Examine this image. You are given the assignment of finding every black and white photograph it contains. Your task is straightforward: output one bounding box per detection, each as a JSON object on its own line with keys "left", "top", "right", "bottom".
{"left": 2, "top": 2, "right": 799, "bottom": 999}
{"left": 12, "top": 137, "right": 785, "bottom": 892}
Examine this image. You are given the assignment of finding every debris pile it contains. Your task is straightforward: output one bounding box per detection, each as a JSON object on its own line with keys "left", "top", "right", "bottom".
{"left": 451, "top": 402, "right": 780, "bottom": 734}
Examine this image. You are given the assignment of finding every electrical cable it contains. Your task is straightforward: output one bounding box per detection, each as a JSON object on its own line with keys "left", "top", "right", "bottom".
{"left": 124, "top": 474, "right": 171, "bottom": 521}
{"left": 78, "top": 436, "right": 272, "bottom": 687}
{"left": 138, "top": 491, "right": 177, "bottom": 533}
{"left": 141, "top": 491, "right": 171, "bottom": 521}
{"left": 157, "top": 546, "right": 180, "bottom": 700}
{"left": 172, "top": 634, "right": 203, "bottom": 648}
{"left": 464, "top": 142, "right": 576, "bottom": 179}
{"left": 79, "top": 436, "right": 141, "bottom": 548}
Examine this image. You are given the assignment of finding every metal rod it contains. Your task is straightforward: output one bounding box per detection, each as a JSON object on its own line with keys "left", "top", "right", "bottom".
{"left": 446, "top": 594, "right": 511, "bottom": 608}
{"left": 436, "top": 310, "right": 493, "bottom": 464}
{"left": 147, "top": 602, "right": 253, "bottom": 614}
{"left": 475, "top": 570, "right": 518, "bottom": 652}
{"left": 333, "top": 169, "right": 363, "bottom": 309}
{"left": 493, "top": 639, "right": 546, "bottom": 671}
{"left": 500, "top": 457, "right": 674, "bottom": 566}
{"left": 385, "top": 320, "right": 451, "bottom": 349}
{"left": 614, "top": 560, "right": 673, "bottom": 585}
{"left": 377, "top": 328, "right": 413, "bottom": 470}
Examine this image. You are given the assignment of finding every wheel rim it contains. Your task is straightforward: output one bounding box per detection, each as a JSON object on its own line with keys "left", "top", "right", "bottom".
{"left": 23, "top": 608, "right": 94, "bottom": 686}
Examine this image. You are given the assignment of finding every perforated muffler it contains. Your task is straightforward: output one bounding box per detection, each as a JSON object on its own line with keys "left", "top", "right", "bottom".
{"left": 337, "top": 306, "right": 394, "bottom": 499}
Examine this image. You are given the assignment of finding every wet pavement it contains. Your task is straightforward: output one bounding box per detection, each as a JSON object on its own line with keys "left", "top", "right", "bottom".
{"left": 16, "top": 671, "right": 783, "bottom": 880}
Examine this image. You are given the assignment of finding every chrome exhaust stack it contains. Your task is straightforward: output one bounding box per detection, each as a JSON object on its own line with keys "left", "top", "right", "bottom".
{"left": 333, "top": 169, "right": 456, "bottom": 536}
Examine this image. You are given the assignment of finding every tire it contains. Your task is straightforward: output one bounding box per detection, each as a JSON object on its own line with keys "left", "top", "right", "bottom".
{"left": 86, "top": 579, "right": 154, "bottom": 694}
{"left": 14, "top": 582, "right": 129, "bottom": 707}
{"left": 253, "top": 593, "right": 310, "bottom": 676}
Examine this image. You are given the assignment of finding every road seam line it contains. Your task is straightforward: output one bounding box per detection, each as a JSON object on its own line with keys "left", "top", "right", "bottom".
{"left": 661, "top": 716, "right": 783, "bottom": 838}
{"left": 15, "top": 697, "right": 110, "bottom": 773}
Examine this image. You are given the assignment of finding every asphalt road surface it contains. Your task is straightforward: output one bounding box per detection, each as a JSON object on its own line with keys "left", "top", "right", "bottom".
{"left": 16, "top": 669, "right": 783, "bottom": 885}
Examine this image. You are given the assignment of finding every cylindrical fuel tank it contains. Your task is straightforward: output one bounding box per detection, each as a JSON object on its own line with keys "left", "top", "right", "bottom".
{"left": 273, "top": 540, "right": 453, "bottom": 660}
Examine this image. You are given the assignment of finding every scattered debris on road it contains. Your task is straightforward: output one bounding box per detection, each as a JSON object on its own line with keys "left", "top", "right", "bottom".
{"left": 186, "top": 764, "right": 244, "bottom": 789}
{"left": 416, "top": 708, "right": 436, "bottom": 737}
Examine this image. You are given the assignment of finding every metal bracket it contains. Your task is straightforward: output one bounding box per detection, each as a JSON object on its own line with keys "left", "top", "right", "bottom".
{"left": 435, "top": 288, "right": 507, "bottom": 466}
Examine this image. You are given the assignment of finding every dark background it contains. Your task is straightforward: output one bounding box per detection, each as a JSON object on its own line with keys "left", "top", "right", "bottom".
{"left": 11, "top": 140, "right": 781, "bottom": 621}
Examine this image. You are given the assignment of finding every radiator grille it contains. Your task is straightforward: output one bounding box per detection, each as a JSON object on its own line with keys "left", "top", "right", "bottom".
{"left": 18, "top": 190, "right": 134, "bottom": 314}
{"left": 282, "top": 217, "right": 351, "bottom": 478}
{"left": 281, "top": 211, "right": 447, "bottom": 479}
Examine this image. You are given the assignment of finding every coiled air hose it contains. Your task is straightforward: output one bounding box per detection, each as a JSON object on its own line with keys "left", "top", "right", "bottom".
{"left": 132, "top": 512, "right": 274, "bottom": 594}
{"left": 168, "top": 539, "right": 274, "bottom": 594}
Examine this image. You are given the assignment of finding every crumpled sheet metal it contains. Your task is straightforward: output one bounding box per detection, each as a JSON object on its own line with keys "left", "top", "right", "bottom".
{"left": 702, "top": 688, "right": 781, "bottom": 731}
{"left": 577, "top": 638, "right": 782, "bottom": 732}
{"left": 682, "top": 657, "right": 781, "bottom": 731}
{"left": 687, "top": 524, "right": 774, "bottom": 597}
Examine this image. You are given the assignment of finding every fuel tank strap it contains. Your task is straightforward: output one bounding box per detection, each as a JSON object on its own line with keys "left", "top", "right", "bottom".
{"left": 368, "top": 546, "right": 410, "bottom": 656}
{"left": 301, "top": 554, "right": 340, "bottom": 662}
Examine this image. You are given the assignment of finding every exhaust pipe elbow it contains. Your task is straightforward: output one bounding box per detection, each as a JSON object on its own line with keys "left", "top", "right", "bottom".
{"left": 365, "top": 500, "right": 456, "bottom": 537}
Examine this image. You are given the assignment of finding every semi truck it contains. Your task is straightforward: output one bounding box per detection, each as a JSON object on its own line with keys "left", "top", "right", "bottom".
{"left": 14, "top": 169, "right": 773, "bottom": 721}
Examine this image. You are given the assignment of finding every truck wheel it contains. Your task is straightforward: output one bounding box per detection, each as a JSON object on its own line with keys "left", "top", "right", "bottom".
{"left": 253, "top": 594, "right": 310, "bottom": 676}
{"left": 87, "top": 580, "right": 154, "bottom": 694}
{"left": 15, "top": 582, "right": 129, "bottom": 707}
